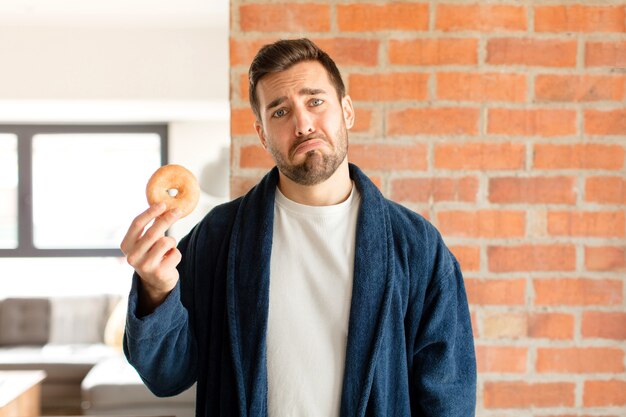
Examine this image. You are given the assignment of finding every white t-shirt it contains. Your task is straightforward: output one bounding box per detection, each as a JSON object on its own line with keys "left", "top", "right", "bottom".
{"left": 267, "top": 184, "right": 361, "bottom": 417}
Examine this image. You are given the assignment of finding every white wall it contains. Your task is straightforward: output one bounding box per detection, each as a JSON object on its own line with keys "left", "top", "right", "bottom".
{"left": 0, "top": 26, "right": 227, "bottom": 101}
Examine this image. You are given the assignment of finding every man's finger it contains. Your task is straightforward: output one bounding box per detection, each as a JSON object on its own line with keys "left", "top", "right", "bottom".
{"left": 120, "top": 203, "right": 167, "bottom": 254}
{"left": 160, "top": 247, "right": 182, "bottom": 271}
{"left": 131, "top": 208, "right": 182, "bottom": 257}
{"left": 151, "top": 208, "right": 183, "bottom": 234}
{"left": 148, "top": 236, "right": 178, "bottom": 263}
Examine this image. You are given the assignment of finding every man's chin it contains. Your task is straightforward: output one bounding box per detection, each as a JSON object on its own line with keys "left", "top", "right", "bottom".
{"left": 281, "top": 160, "right": 335, "bottom": 186}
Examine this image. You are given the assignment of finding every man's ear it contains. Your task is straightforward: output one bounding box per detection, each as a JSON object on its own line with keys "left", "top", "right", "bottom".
{"left": 342, "top": 95, "right": 355, "bottom": 130}
{"left": 254, "top": 120, "right": 268, "bottom": 149}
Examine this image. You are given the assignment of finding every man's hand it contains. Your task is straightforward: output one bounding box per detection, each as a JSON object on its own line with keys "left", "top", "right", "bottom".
{"left": 120, "top": 203, "right": 182, "bottom": 315}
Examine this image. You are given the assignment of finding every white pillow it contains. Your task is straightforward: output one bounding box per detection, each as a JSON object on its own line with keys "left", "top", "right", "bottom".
{"left": 48, "top": 296, "right": 112, "bottom": 344}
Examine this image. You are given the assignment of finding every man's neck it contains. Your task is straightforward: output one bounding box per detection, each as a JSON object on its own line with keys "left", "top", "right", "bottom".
{"left": 277, "top": 159, "right": 352, "bottom": 206}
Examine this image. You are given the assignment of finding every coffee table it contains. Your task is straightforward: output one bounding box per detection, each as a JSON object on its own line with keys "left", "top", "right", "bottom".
{"left": 0, "top": 370, "right": 46, "bottom": 417}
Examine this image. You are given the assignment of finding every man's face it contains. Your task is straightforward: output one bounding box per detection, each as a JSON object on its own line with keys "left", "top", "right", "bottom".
{"left": 254, "top": 60, "right": 354, "bottom": 186}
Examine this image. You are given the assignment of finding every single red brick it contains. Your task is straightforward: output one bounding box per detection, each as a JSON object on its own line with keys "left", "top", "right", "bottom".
{"left": 476, "top": 345, "right": 527, "bottom": 373}
{"left": 349, "top": 72, "right": 429, "bottom": 101}
{"left": 584, "top": 380, "right": 626, "bottom": 406}
{"left": 534, "top": 278, "right": 623, "bottom": 306}
{"left": 582, "top": 312, "right": 626, "bottom": 340}
{"left": 528, "top": 313, "right": 575, "bottom": 340}
{"left": 487, "top": 38, "right": 577, "bottom": 67}
{"left": 484, "top": 381, "right": 575, "bottom": 408}
{"left": 586, "top": 41, "right": 626, "bottom": 67}
{"left": 535, "top": 74, "right": 625, "bottom": 102}
{"left": 488, "top": 108, "right": 577, "bottom": 137}
{"left": 387, "top": 107, "right": 479, "bottom": 136}
{"left": 239, "top": 3, "right": 331, "bottom": 32}
{"left": 488, "top": 245, "right": 576, "bottom": 272}
{"left": 585, "top": 176, "right": 626, "bottom": 204}
{"left": 436, "top": 4, "right": 527, "bottom": 32}
{"left": 482, "top": 311, "right": 527, "bottom": 339}
{"left": 585, "top": 109, "right": 626, "bottom": 135}
{"left": 348, "top": 143, "right": 427, "bottom": 171}
{"left": 435, "top": 142, "right": 525, "bottom": 170}
{"left": 548, "top": 211, "right": 625, "bottom": 238}
{"left": 535, "top": 143, "right": 624, "bottom": 170}
{"left": 337, "top": 3, "right": 429, "bottom": 32}
{"left": 489, "top": 177, "right": 577, "bottom": 204}
{"left": 585, "top": 246, "right": 626, "bottom": 271}
{"left": 535, "top": 5, "right": 625, "bottom": 32}
{"left": 437, "top": 210, "right": 526, "bottom": 238}
{"left": 390, "top": 176, "right": 479, "bottom": 203}
{"left": 437, "top": 72, "right": 527, "bottom": 102}
{"left": 465, "top": 278, "right": 526, "bottom": 305}
{"left": 389, "top": 38, "right": 478, "bottom": 66}
{"left": 536, "top": 347, "right": 625, "bottom": 373}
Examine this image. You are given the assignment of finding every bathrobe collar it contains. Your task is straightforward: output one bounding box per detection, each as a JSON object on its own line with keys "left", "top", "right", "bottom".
{"left": 226, "top": 163, "right": 394, "bottom": 416}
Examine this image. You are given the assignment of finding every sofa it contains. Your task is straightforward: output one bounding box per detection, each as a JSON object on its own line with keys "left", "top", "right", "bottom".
{"left": 0, "top": 295, "right": 195, "bottom": 416}
{"left": 81, "top": 356, "right": 195, "bottom": 417}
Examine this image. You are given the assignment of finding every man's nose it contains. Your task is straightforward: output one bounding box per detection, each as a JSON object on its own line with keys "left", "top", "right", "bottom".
{"left": 293, "top": 108, "right": 314, "bottom": 136}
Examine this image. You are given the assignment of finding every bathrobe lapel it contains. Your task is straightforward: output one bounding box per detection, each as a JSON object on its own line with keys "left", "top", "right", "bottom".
{"left": 340, "top": 164, "right": 394, "bottom": 416}
{"left": 225, "top": 164, "right": 394, "bottom": 417}
{"left": 225, "top": 168, "right": 277, "bottom": 416}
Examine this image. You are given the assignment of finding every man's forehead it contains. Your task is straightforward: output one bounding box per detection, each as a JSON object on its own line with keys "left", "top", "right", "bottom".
{"left": 257, "top": 61, "right": 332, "bottom": 101}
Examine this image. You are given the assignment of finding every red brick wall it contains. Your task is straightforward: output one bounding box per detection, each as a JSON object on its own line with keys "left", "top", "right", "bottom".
{"left": 229, "top": 1, "right": 626, "bottom": 413}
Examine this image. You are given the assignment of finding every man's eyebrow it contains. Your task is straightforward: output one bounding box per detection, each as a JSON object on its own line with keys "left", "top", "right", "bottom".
{"left": 300, "top": 88, "right": 327, "bottom": 96}
{"left": 266, "top": 96, "right": 286, "bottom": 111}
{"left": 265, "top": 88, "right": 328, "bottom": 112}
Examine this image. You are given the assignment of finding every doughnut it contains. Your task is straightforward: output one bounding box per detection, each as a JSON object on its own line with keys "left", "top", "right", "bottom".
{"left": 146, "top": 164, "right": 200, "bottom": 218}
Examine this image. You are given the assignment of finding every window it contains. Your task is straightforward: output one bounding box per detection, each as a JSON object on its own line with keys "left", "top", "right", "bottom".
{"left": 0, "top": 124, "right": 167, "bottom": 257}
{"left": 0, "top": 134, "right": 18, "bottom": 249}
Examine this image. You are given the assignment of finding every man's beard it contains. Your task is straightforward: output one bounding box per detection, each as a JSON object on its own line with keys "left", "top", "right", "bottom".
{"left": 267, "top": 125, "right": 348, "bottom": 186}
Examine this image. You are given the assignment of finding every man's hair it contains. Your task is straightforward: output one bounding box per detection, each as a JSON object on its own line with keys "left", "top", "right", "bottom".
{"left": 248, "top": 38, "right": 346, "bottom": 121}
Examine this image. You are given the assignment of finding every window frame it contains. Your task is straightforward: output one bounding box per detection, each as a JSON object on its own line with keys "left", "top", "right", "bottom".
{"left": 0, "top": 124, "right": 168, "bottom": 258}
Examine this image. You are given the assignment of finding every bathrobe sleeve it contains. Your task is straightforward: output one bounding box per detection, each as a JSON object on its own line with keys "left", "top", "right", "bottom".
{"left": 409, "top": 234, "right": 476, "bottom": 416}
{"left": 123, "top": 231, "right": 198, "bottom": 397}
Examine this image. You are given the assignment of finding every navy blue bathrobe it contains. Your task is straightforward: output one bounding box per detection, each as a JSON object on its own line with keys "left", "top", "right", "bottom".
{"left": 124, "top": 163, "right": 476, "bottom": 416}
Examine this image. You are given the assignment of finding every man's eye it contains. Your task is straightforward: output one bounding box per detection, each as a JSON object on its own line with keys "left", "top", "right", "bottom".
{"left": 272, "top": 108, "right": 288, "bottom": 118}
{"left": 310, "top": 98, "right": 324, "bottom": 106}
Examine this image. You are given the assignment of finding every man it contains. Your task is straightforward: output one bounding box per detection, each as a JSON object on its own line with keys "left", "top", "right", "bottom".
{"left": 121, "top": 38, "right": 476, "bottom": 416}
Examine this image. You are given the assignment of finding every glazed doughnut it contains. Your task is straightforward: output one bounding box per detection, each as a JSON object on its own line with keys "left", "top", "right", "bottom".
{"left": 146, "top": 164, "right": 200, "bottom": 218}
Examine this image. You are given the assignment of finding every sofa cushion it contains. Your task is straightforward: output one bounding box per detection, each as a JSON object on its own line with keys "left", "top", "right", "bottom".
{"left": 0, "top": 344, "right": 118, "bottom": 381}
{"left": 49, "top": 296, "right": 116, "bottom": 344}
{"left": 0, "top": 298, "right": 50, "bottom": 346}
{"left": 81, "top": 356, "right": 196, "bottom": 407}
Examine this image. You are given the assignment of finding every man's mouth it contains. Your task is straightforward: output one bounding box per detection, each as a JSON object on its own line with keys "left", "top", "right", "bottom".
{"left": 291, "top": 137, "right": 327, "bottom": 157}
